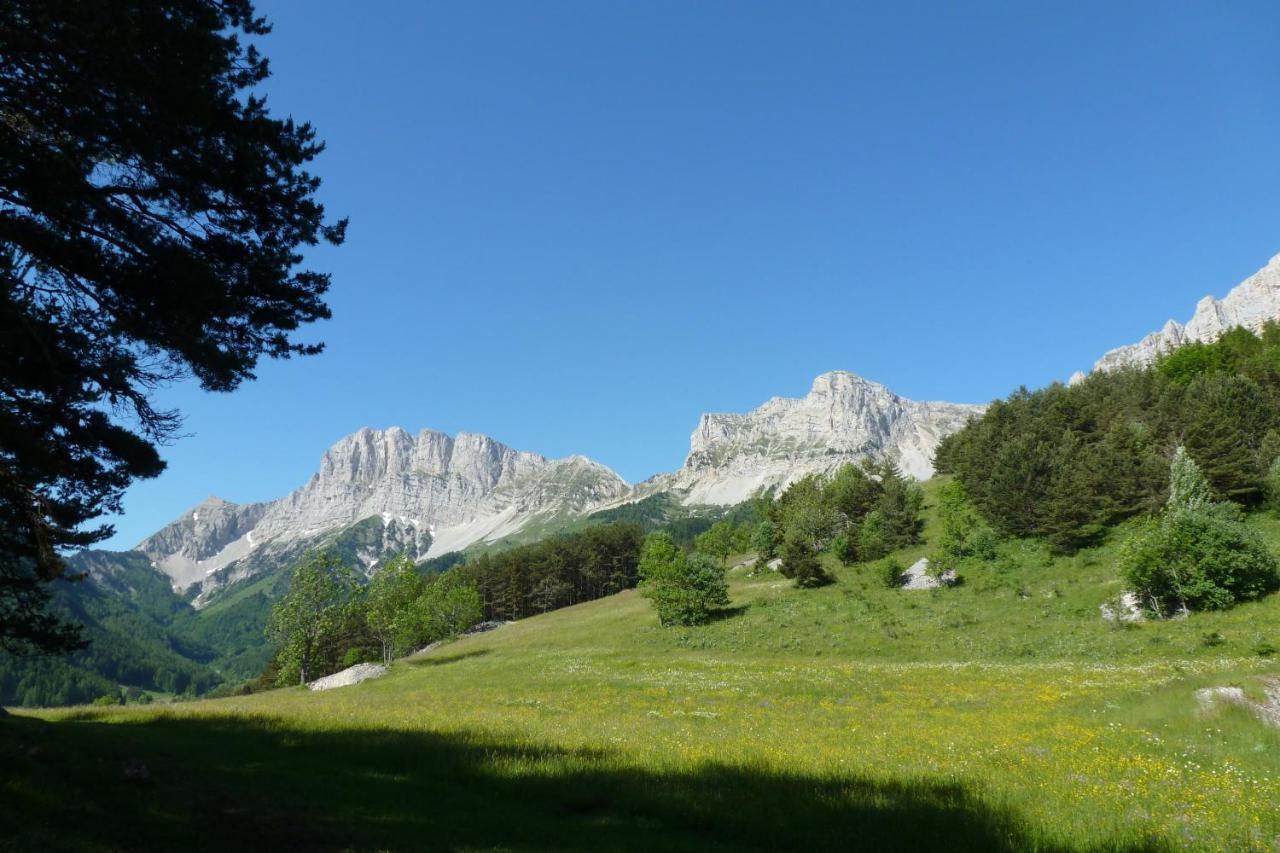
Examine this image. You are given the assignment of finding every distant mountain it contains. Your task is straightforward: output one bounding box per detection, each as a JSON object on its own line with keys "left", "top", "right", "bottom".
{"left": 138, "top": 427, "right": 631, "bottom": 599}
{"left": 635, "top": 371, "right": 984, "bottom": 506}
{"left": 1092, "top": 253, "right": 1280, "bottom": 373}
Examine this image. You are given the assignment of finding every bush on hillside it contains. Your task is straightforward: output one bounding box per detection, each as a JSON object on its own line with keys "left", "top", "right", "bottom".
{"left": 1119, "top": 448, "right": 1280, "bottom": 615}
{"left": 1119, "top": 507, "right": 1279, "bottom": 615}
{"left": 779, "top": 535, "right": 832, "bottom": 588}
{"left": 638, "top": 534, "right": 731, "bottom": 626}
{"left": 928, "top": 480, "right": 999, "bottom": 575}
{"left": 874, "top": 558, "right": 905, "bottom": 588}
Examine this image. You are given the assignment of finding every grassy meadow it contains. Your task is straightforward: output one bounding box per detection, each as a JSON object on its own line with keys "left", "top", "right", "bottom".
{"left": 5, "top": 480, "right": 1280, "bottom": 851}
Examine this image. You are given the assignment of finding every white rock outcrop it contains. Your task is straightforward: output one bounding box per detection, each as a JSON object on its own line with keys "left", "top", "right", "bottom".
{"left": 1099, "top": 592, "right": 1144, "bottom": 623}
{"left": 1093, "top": 254, "right": 1280, "bottom": 373}
{"left": 900, "top": 557, "right": 956, "bottom": 589}
{"left": 1195, "top": 680, "right": 1280, "bottom": 727}
{"left": 640, "top": 371, "right": 983, "bottom": 506}
{"left": 138, "top": 427, "right": 630, "bottom": 590}
{"left": 307, "top": 663, "right": 388, "bottom": 692}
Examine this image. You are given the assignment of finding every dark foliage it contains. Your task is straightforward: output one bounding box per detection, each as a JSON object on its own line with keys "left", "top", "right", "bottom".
{"left": 459, "top": 524, "right": 645, "bottom": 621}
{"left": 0, "top": 552, "right": 220, "bottom": 706}
{"left": 935, "top": 324, "right": 1280, "bottom": 552}
{"left": 768, "top": 461, "right": 923, "bottom": 581}
{"left": 0, "top": 0, "right": 345, "bottom": 652}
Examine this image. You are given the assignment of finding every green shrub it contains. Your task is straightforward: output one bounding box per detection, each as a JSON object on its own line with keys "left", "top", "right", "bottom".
{"left": 830, "top": 533, "right": 857, "bottom": 565}
{"left": 779, "top": 536, "right": 832, "bottom": 588}
{"left": 1119, "top": 506, "right": 1280, "bottom": 615}
{"left": 1119, "top": 447, "right": 1280, "bottom": 616}
{"left": 639, "top": 534, "right": 730, "bottom": 626}
{"left": 875, "top": 558, "right": 904, "bottom": 588}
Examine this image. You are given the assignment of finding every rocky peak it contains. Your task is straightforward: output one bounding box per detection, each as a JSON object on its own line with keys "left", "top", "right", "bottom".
{"left": 1092, "top": 253, "right": 1280, "bottom": 373}
{"left": 140, "top": 426, "right": 630, "bottom": 592}
{"left": 654, "top": 371, "right": 983, "bottom": 506}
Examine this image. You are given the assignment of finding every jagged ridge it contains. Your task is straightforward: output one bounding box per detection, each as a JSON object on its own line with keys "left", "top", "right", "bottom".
{"left": 1092, "top": 254, "right": 1280, "bottom": 373}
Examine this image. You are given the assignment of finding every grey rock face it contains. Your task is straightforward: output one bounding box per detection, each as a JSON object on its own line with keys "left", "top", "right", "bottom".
{"left": 136, "top": 496, "right": 269, "bottom": 590}
{"left": 135, "top": 373, "right": 981, "bottom": 594}
{"left": 1093, "top": 254, "right": 1280, "bottom": 373}
{"left": 140, "top": 428, "right": 630, "bottom": 592}
{"left": 639, "top": 371, "right": 984, "bottom": 506}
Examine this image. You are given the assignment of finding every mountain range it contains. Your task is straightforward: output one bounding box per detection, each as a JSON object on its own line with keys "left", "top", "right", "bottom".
{"left": 137, "top": 371, "right": 983, "bottom": 603}
{"left": 123, "top": 252, "right": 1280, "bottom": 605}
{"left": 9, "top": 251, "right": 1280, "bottom": 706}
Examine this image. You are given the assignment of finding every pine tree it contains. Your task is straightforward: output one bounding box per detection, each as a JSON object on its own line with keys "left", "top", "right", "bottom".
{"left": 1, "top": 1, "right": 347, "bottom": 652}
{"left": 1183, "top": 376, "right": 1267, "bottom": 502}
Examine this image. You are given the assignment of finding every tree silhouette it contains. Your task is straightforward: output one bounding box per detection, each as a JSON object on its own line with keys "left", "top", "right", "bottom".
{"left": 0, "top": 0, "right": 346, "bottom": 652}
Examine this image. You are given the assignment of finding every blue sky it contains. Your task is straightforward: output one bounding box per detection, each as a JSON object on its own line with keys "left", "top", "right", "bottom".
{"left": 104, "top": 0, "right": 1280, "bottom": 547}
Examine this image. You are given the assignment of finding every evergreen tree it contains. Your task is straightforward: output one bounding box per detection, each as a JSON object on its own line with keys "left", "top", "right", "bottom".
{"left": 1183, "top": 376, "right": 1268, "bottom": 502}
{"left": 857, "top": 510, "right": 889, "bottom": 561}
{"left": 0, "top": 0, "right": 346, "bottom": 652}
{"left": 1040, "top": 435, "right": 1109, "bottom": 553}
{"left": 779, "top": 534, "right": 832, "bottom": 588}
{"left": 875, "top": 465, "right": 925, "bottom": 550}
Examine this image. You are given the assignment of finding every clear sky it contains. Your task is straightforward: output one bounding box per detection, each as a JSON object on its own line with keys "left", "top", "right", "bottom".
{"left": 103, "top": 0, "right": 1280, "bottom": 548}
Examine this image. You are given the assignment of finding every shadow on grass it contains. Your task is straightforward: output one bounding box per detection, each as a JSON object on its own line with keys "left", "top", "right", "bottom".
{"left": 706, "top": 604, "right": 750, "bottom": 623}
{"left": 406, "top": 648, "right": 491, "bottom": 668}
{"left": 0, "top": 714, "right": 1166, "bottom": 853}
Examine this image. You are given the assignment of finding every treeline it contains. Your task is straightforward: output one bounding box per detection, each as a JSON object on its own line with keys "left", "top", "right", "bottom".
{"left": 936, "top": 325, "right": 1280, "bottom": 552}
{"left": 458, "top": 523, "right": 646, "bottom": 621}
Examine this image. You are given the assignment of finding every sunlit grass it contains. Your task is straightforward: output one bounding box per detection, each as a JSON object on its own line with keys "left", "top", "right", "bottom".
{"left": 7, "top": 480, "right": 1280, "bottom": 850}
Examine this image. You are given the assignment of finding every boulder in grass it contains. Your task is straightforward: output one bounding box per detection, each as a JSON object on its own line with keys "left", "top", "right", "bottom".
{"left": 1196, "top": 679, "right": 1280, "bottom": 727}
{"left": 1099, "top": 592, "right": 1144, "bottom": 623}
{"left": 902, "top": 558, "right": 956, "bottom": 590}
{"left": 307, "top": 662, "right": 388, "bottom": 692}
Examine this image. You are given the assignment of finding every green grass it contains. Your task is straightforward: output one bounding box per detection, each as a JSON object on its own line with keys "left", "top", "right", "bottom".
{"left": 5, "top": 480, "right": 1280, "bottom": 851}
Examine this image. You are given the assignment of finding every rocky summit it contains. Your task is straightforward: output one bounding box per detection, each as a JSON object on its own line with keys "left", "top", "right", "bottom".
{"left": 138, "top": 427, "right": 630, "bottom": 593}
{"left": 133, "top": 372, "right": 983, "bottom": 598}
{"left": 636, "top": 371, "right": 985, "bottom": 507}
{"left": 1092, "top": 253, "right": 1280, "bottom": 373}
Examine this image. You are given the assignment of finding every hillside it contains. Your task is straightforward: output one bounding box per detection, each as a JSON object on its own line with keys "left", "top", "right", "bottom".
{"left": 6, "top": 479, "right": 1280, "bottom": 851}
